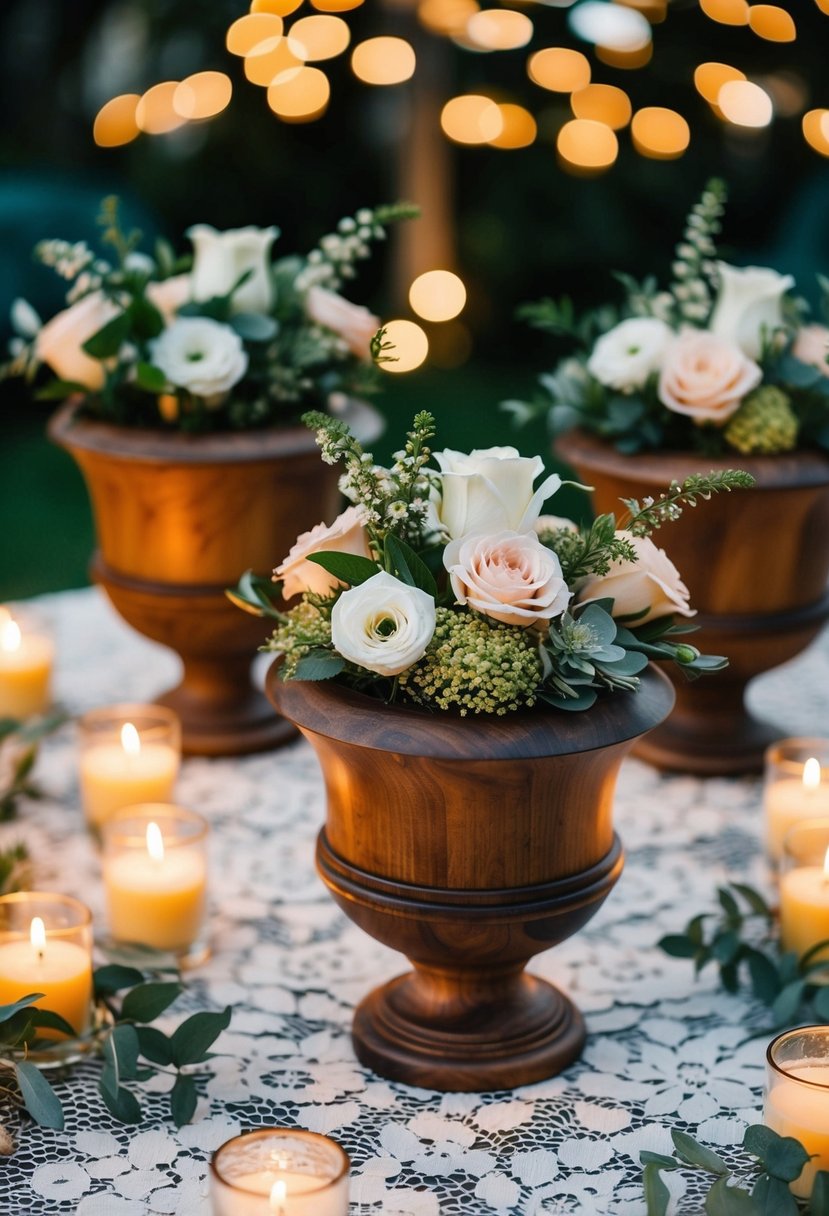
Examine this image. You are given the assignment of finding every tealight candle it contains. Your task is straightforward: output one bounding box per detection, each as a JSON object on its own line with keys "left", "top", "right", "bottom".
{"left": 0, "top": 612, "right": 54, "bottom": 720}
{"left": 764, "top": 738, "right": 829, "bottom": 864}
{"left": 210, "top": 1129, "right": 350, "bottom": 1216}
{"left": 780, "top": 818, "right": 829, "bottom": 964}
{"left": 764, "top": 1026, "right": 829, "bottom": 1197}
{"left": 102, "top": 804, "right": 209, "bottom": 967}
{"left": 0, "top": 892, "right": 93, "bottom": 1038}
{"left": 79, "top": 704, "right": 180, "bottom": 831}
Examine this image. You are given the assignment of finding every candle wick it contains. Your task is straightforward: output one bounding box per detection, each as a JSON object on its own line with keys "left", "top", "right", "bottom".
{"left": 37, "top": 949, "right": 44, "bottom": 962}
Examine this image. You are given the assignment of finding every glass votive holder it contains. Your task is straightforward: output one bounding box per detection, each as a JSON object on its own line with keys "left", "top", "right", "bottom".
{"left": 0, "top": 606, "right": 54, "bottom": 721}
{"left": 779, "top": 817, "right": 829, "bottom": 967}
{"left": 101, "top": 803, "right": 209, "bottom": 969}
{"left": 210, "top": 1129, "right": 350, "bottom": 1216}
{"left": 78, "top": 703, "right": 181, "bottom": 834}
{"left": 0, "top": 892, "right": 93, "bottom": 1057}
{"left": 765, "top": 1026, "right": 829, "bottom": 1198}
{"left": 764, "top": 737, "right": 829, "bottom": 865}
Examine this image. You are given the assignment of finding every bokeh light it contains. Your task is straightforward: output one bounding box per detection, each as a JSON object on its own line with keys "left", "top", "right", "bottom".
{"left": 718, "top": 78, "right": 774, "bottom": 126}
{"left": 244, "top": 37, "right": 306, "bottom": 87}
{"left": 409, "top": 270, "right": 467, "bottom": 322}
{"left": 489, "top": 103, "right": 537, "bottom": 148}
{"left": 694, "top": 62, "right": 746, "bottom": 104}
{"left": 557, "top": 118, "right": 618, "bottom": 172}
{"left": 173, "top": 72, "right": 233, "bottom": 120}
{"left": 418, "top": 0, "right": 480, "bottom": 36}
{"left": 631, "top": 106, "right": 689, "bottom": 158}
{"left": 594, "top": 41, "right": 652, "bottom": 68}
{"left": 135, "top": 82, "right": 186, "bottom": 135}
{"left": 571, "top": 83, "right": 631, "bottom": 129}
{"left": 816, "top": 0, "right": 829, "bottom": 13}
{"left": 290, "top": 15, "right": 351, "bottom": 60}
{"left": 614, "top": 0, "right": 667, "bottom": 22}
{"left": 227, "top": 12, "right": 284, "bottom": 55}
{"left": 802, "top": 109, "right": 829, "bottom": 155}
{"left": 441, "top": 94, "right": 504, "bottom": 143}
{"left": 700, "top": 0, "right": 749, "bottom": 24}
{"left": 250, "top": 0, "right": 302, "bottom": 13}
{"left": 351, "top": 37, "right": 416, "bottom": 85}
{"left": 379, "top": 320, "right": 429, "bottom": 374}
{"left": 465, "top": 9, "right": 534, "bottom": 50}
{"left": 267, "top": 66, "right": 330, "bottom": 120}
{"left": 569, "top": 2, "right": 651, "bottom": 50}
{"left": 93, "top": 94, "right": 141, "bottom": 147}
{"left": 527, "top": 47, "right": 591, "bottom": 92}
{"left": 748, "top": 5, "right": 796, "bottom": 40}
{"left": 311, "top": 0, "right": 364, "bottom": 9}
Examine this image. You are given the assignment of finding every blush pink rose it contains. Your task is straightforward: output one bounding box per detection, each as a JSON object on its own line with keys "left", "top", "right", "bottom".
{"left": 793, "top": 324, "right": 829, "bottom": 377}
{"left": 443, "top": 530, "right": 571, "bottom": 628}
{"left": 275, "top": 505, "right": 373, "bottom": 600}
{"left": 36, "top": 291, "right": 122, "bottom": 390}
{"left": 658, "top": 331, "right": 762, "bottom": 424}
{"left": 305, "top": 286, "right": 380, "bottom": 361}
{"left": 146, "top": 274, "right": 190, "bottom": 322}
{"left": 576, "top": 532, "right": 695, "bottom": 625}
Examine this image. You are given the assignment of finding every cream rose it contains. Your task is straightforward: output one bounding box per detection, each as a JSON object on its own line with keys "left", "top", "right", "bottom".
{"left": 187, "top": 224, "right": 278, "bottom": 315}
{"left": 434, "top": 446, "right": 562, "bottom": 540}
{"left": 35, "top": 291, "right": 122, "bottom": 390}
{"left": 275, "top": 506, "right": 373, "bottom": 600}
{"left": 793, "top": 324, "right": 829, "bottom": 377}
{"left": 709, "top": 262, "right": 794, "bottom": 359}
{"left": 658, "top": 331, "right": 762, "bottom": 424}
{"left": 576, "top": 532, "right": 694, "bottom": 625}
{"left": 586, "top": 317, "right": 673, "bottom": 392}
{"left": 331, "top": 571, "right": 436, "bottom": 677}
{"left": 444, "top": 530, "right": 571, "bottom": 628}
{"left": 305, "top": 286, "right": 380, "bottom": 361}
{"left": 149, "top": 317, "right": 248, "bottom": 400}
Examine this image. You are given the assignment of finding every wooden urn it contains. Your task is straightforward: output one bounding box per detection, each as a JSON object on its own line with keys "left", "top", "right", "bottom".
{"left": 50, "top": 401, "right": 340, "bottom": 757}
{"left": 556, "top": 429, "right": 829, "bottom": 776}
{"left": 267, "top": 663, "right": 674, "bottom": 1092}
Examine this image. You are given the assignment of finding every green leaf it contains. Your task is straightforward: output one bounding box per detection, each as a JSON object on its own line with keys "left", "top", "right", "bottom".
{"left": 712, "top": 931, "right": 741, "bottom": 966}
{"left": 0, "top": 992, "right": 43, "bottom": 1021}
{"left": 761, "top": 1136, "right": 811, "bottom": 1184}
{"left": 810, "top": 1171, "right": 829, "bottom": 1216}
{"left": 643, "top": 1163, "right": 670, "bottom": 1216}
{"left": 752, "top": 1175, "right": 799, "bottom": 1216}
{"left": 385, "top": 535, "right": 438, "bottom": 598}
{"left": 226, "top": 570, "right": 283, "bottom": 620}
{"left": 30, "top": 1009, "right": 78, "bottom": 1038}
{"left": 731, "top": 884, "right": 771, "bottom": 918}
{"left": 94, "top": 964, "right": 146, "bottom": 996}
{"left": 99, "top": 1079, "right": 142, "bottom": 1123}
{"left": 35, "top": 378, "right": 90, "bottom": 401}
{"left": 169, "top": 1006, "right": 231, "bottom": 1067}
{"left": 104, "top": 1023, "right": 140, "bottom": 1082}
{"left": 128, "top": 296, "right": 164, "bottom": 340}
{"left": 306, "top": 552, "right": 380, "bottom": 587}
{"left": 136, "top": 1025, "right": 173, "bottom": 1066}
{"left": 718, "top": 887, "right": 741, "bottom": 919}
{"left": 658, "top": 934, "right": 699, "bottom": 959}
{"left": 134, "top": 362, "right": 167, "bottom": 392}
{"left": 230, "top": 312, "right": 279, "bottom": 342}
{"left": 704, "top": 1177, "right": 757, "bottom": 1216}
{"left": 121, "top": 981, "right": 183, "bottom": 1023}
{"left": 671, "top": 1130, "right": 730, "bottom": 1175}
{"left": 745, "top": 949, "right": 781, "bottom": 1004}
{"left": 170, "top": 1074, "right": 198, "bottom": 1127}
{"left": 15, "top": 1061, "right": 64, "bottom": 1129}
{"left": 292, "top": 651, "right": 346, "bottom": 681}
{"left": 81, "top": 311, "right": 131, "bottom": 359}
{"left": 771, "top": 980, "right": 805, "bottom": 1026}
{"left": 813, "top": 986, "right": 829, "bottom": 1020}
{"left": 743, "top": 1125, "right": 778, "bottom": 1159}
{"left": 641, "top": 1151, "right": 681, "bottom": 1170}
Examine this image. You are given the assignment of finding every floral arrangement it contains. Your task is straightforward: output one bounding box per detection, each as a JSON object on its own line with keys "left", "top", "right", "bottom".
{"left": 232, "top": 411, "right": 752, "bottom": 715}
{"left": 6, "top": 197, "right": 415, "bottom": 431}
{"left": 509, "top": 179, "right": 829, "bottom": 457}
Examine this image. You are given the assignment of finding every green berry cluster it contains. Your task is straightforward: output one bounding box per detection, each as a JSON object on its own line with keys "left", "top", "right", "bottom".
{"left": 724, "top": 386, "right": 799, "bottom": 455}
{"left": 267, "top": 601, "right": 332, "bottom": 678}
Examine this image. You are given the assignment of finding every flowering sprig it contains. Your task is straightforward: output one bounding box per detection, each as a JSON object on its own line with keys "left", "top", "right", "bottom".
{"left": 296, "top": 202, "right": 420, "bottom": 293}
{"left": 619, "top": 469, "right": 756, "bottom": 537}
{"left": 669, "top": 177, "right": 726, "bottom": 324}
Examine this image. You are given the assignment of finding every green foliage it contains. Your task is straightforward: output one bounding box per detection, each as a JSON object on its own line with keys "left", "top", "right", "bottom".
{"left": 0, "top": 710, "right": 67, "bottom": 822}
{"left": 642, "top": 1126, "right": 829, "bottom": 1216}
{"left": 620, "top": 471, "right": 757, "bottom": 538}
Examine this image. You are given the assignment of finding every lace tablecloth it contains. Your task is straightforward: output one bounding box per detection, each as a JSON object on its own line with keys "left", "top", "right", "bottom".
{"left": 2, "top": 587, "right": 828, "bottom": 1216}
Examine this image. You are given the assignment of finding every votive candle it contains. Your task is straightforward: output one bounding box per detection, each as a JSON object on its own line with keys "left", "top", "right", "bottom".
{"left": 210, "top": 1129, "right": 350, "bottom": 1215}
{"left": 779, "top": 818, "right": 829, "bottom": 964}
{"left": 79, "top": 704, "right": 180, "bottom": 831}
{"left": 764, "top": 1026, "right": 829, "bottom": 1198}
{"left": 0, "top": 892, "right": 93, "bottom": 1038}
{"left": 764, "top": 738, "right": 829, "bottom": 864}
{"left": 0, "top": 612, "right": 53, "bottom": 720}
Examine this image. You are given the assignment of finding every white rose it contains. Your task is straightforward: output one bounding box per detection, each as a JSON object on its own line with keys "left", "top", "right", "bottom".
{"left": 586, "top": 317, "right": 673, "bottom": 392}
{"left": 275, "top": 506, "right": 373, "bottom": 600}
{"left": 35, "top": 291, "right": 122, "bottom": 390}
{"left": 145, "top": 274, "right": 190, "bottom": 323}
{"left": 331, "top": 571, "right": 435, "bottom": 677}
{"left": 658, "top": 330, "right": 762, "bottom": 424}
{"left": 445, "top": 530, "right": 571, "bottom": 628}
{"left": 305, "top": 286, "right": 380, "bottom": 361}
{"left": 434, "top": 446, "right": 562, "bottom": 540}
{"left": 709, "top": 262, "right": 795, "bottom": 359}
{"left": 187, "top": 224, "right": 278, "bottom": 315}
{"left": 576, "top": 531, "right": 695, "bottom": 625}
{"left": 150, "top": 317, "right": 248, "bottom": 400}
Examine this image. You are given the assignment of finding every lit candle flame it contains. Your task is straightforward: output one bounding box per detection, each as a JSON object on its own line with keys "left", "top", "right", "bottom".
{"left": 269, "top": 1180, "right": 287, "bottom": 1213}
{"left": 30, "top": 916, "right": 46, "bottom": 959}
{"left": 1, "top": 620, "right": 21, "bottom": 654}
{"left": 146, "top": 821, "right": 165, "bottom": 863}
{"left": 804, "top": 757, "right": 822, "bottom": 790}
{"left": 121, "top": 722, "right": 141, "bottom": 757}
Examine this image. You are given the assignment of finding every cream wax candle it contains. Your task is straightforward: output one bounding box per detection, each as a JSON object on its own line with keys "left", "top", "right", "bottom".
{"left": 764, "top": 1027, "right": 829, "bottom": 1198}
{"left": 780, "top": 819, "right": 829, "bottom": 964}
{"left": 79, "top": 705, "right": 180, "bottom": 831}
{"left": 0, "top": 615, "right": 53, "bottom": 720}
{"left": 764, "top": 739, "right": 829, "bottom": 864}
{"left": 0, "top": 893, "right": 93, "bottom": 1038}
{"left": 210, "top": 1129, "right": 350, "bottom": 1216}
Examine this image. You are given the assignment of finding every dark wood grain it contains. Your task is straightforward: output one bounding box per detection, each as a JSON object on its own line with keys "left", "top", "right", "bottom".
{"left": 556, "top": 430, "right": 829, "bottom": 775}
{"left": 50, "top": 402, "right": 340, "bottom": 756}
{"left": 267, "top": 664, "right": 674, "bottom": 1091}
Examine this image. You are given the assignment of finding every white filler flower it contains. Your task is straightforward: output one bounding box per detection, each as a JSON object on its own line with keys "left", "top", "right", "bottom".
{"left": 331, "top": 571, "right": 436, "bottom": 677}
{"left": 150, "top": 317, "right": 248, "bottom": 399}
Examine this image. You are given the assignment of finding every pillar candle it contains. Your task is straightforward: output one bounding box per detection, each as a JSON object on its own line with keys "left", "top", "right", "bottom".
{"left": 0, "top": 617, "right": 53, "bottom": 720}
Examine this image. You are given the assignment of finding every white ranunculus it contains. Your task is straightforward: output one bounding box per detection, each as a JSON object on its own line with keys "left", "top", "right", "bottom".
{"left": 331, "top": 571, "right": 436, "bottom": 677}
{"left": 187, "top": 224, "right": 278, "bottom": 315}
{"left": 305, "top": 286, "right": 380, "bottom": 361}
{"left": 709, "top": 262, "right": 794, "bottom": 359}
{"left": 576, "top": 531, "right": 695, "bottom": 625}
{"left": 434, "top": 446, "right": 562, "bottom": 540}
{"left": 586, "top": 317, "right": 673, "bottom": 392}
{"left": 150, "top": 317, "right": 248, "bottom": 401}
{"left": 35, "top": 291, "right": 122, "bottom": 390}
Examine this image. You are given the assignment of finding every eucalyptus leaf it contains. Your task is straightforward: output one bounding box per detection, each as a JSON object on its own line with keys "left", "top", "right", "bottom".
{"left": 745, "top": 950, "right": 781, "bottom": 1004}
{"left": 15, "top": 1061, "right": 64, "bottom": 1129}
{"left": 704, "top": 1177, "right": 757, "bottom": 1216}
{"left": 99, "top": 1081, "right": 142, "bottom": 1124}
{"left": 751, "top": 1174, "right": 799, "bottom": 1216}
{"left": 169, "top": 1005, "right": 231, "bottom": 1066}
{"left": 170, "top": 1074, "right": 198, "bottom": 1127}
{"left": 641, "top": 1151, "right": 681, "bottom": 1170}
{"left": 643, "top": 1163, "right": 670, "bottom": 1216}
{"left": 30, "top": 1008, "right": 78, "bottom": 1039}
{"left": 104, "top": 1023, "right": 140, "bottom": 1082}
{"left": 659, "top": 935, "right": 699, "bottom": 959}
{"left": 94, "top": 964, "right": 146, "bottom": 996}
{"left": 813, "top": 985, "right": 829, "bottom": 1020}
{"left": 712, "top": 931, "right": 741, "bottom": 966}
{"left": 121, "top": 981, "right": 183, "bottom": 1023}
{"left": 731, "top": 884, "right": 771, "bottom": 918}
{"left": 759, "top": 1134, "right": 811, "bottom": 1183}
{"left": 0, "top": 993, "right": 43, "bottom": 1021}
{"left": 292, "top": 652, "right": 345, "bottom": 682}
{"left": 810, "top": 1171, "right": 829, "bottom": 1216}
{"left": 671, "top": 1130, "right": 730, "bottom": 1175}
{"left": 771, "top": 980, "right": 805, "bottom": 1026}
{"left": 136, "top": 1025, "right": 173, "bottom": 1066}
{"left": 230, "top": 313, "right": 279, "bottom": 342}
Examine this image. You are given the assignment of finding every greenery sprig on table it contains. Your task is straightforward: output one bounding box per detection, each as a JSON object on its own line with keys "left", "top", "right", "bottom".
{"left": 659, "top": 882, "right": 829, "bottom": 1027}
{"left": 642, "top": 1126, "right": 829, "bottom": 1216}
{"left": 0, "top": 963, "right": 231, "bottom": 1141}
{"left": 0, "top": 711, "right": 66, "bottom": 822}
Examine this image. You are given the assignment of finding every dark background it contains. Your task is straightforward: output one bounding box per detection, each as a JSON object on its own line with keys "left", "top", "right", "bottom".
{"left": 2, "top": 0, "right": 828, "bottom": 598}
